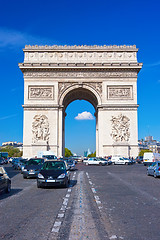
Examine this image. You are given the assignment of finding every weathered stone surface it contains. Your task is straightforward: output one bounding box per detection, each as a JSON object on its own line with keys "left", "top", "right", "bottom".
{"left": 19, "top": 45, "right": 142, "bottom": 158}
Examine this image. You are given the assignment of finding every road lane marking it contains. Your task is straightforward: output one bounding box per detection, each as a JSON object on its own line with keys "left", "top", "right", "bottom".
{"left": 91, "top": 187, "right": 96, "bottom": 193}
{"left": 48, "top": 173, "right": 76, "bottom": 239}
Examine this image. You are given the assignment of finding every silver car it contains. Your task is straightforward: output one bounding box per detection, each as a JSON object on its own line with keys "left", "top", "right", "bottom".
{"left": 147, "top": 161, "right": 160, "bottom": 178}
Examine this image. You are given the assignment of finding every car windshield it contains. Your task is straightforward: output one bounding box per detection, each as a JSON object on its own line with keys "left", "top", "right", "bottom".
{"left": 42, "top": 155, "right": 57, "bottom": 160}
{"left": 20, "top": 159, "right": 27, "bottom": 163}
{"left": 42, "top": 161, "right": 66, "bottom": 170}
{"left": 98, "top": 158, "right": 106, "bottom": 161}
{"left": 26, "top": 159, "right": 43, "bottom": 165}
{"left": 120, "top": 158, "right": 124, "bottom": 160}
{"left": 67, "top": 160, "right": 74, "bottom": 164}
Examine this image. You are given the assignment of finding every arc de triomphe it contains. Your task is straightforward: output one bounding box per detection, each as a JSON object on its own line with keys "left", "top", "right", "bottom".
{"left": 19, "top": 45, "right": 142, "bottom": 158}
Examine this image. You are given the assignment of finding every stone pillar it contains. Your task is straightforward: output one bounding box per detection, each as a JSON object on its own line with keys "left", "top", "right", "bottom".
{"left": 97, "top": 107, "right": 104, "bottom": 157}
{"left": 58, "top": 107, "right": 63, "bottom": 157}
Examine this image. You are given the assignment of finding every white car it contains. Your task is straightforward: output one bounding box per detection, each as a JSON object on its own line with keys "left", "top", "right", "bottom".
{"left": 111, "top": 156, "right": 130, "bottom": 165}
{"left": 85, "top": 157, "right": 107, "bottom": 166}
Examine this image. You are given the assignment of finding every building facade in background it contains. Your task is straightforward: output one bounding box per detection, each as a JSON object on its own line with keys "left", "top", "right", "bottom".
{"left": 19, "top": 45, "right": 142, "bottom": 158}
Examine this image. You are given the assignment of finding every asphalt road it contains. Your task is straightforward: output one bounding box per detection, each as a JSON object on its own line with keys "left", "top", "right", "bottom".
{"left": 0, "top": 163, "right": 160, "bottom": 240}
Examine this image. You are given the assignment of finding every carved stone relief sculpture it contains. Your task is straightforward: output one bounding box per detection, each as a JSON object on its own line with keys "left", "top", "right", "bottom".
{"left": 32, "top": 114, "right": 50, "bottom": 143}
{"left": 29, "top": 86, "right": 54, "bottom": 99}
{"left": 111, "top": 114, "right": 130, "bottom": 142}
{"left": 58, "top": 82, "right": 102, "bottom": 96}
{"left": 107, "top": 86, "right": 132, "bottom": 100}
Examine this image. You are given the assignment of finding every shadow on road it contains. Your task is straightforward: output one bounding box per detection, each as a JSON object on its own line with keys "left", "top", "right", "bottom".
{"left": 3, "top": 165, "right": 20, "bottom": 179}
{"left": 0, "top": 188, "right": 22, "bottom": 201}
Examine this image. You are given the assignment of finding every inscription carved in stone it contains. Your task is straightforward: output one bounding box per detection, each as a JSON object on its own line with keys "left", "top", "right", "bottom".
{"left": 32, "top": 114, "right": 50, "bottom": 143}
{"left": 107, "top": 86, "right": 132, "bottom": 100}
{"left": 29, "top": 86, "right": 54, "bottom": 99}
{"left": 111, "top": 114, "right": 130, "bottom": 142}
{"left": 24, "top": 71, "right": 137, "bottom": 78}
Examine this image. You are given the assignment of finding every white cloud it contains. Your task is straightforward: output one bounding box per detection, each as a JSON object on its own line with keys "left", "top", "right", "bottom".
{"left": 0, "top": 27, "right": 60, "bottom": 50}
{"left": 75, "top": 111, "right": 94, "bottom": 120}
{"left": 0, "top": 114, "right": 17, "bottom": 121}
{"left": 144, "top": 61, "right": 160, "bottom": 68}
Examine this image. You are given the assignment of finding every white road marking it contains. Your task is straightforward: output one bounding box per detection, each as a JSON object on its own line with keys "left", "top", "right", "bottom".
{"left": 54, "top": 221, "right": 61, "bottom": 227}
{"left": 58, "top": 213, "right": 64, "bottom": 218}
{"left": 63, "top": 198, "right": 69, "bottom": 206}
{"left": 91, "top": 187, "right": 96, "bottom": 193}
{"left": 65, "top": 194, "right": 70, "bottom": 198}
{"left": 48, "top": 175, "right": 75, "bottom": 239}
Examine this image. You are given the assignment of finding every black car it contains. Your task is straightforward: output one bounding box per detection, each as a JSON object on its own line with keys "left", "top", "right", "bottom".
{"left": 0, "top": 166, "right": 11, "bottom": 194}
{"left": 37, "top": 160, "right": 70, "bottom": 188}
{"left": 23, "top": 158, "right": 45, "bottom": 179}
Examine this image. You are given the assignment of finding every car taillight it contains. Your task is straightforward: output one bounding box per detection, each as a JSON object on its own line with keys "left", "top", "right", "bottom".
{"left": 158, "top": 167, "right": 160, "bottom": 171}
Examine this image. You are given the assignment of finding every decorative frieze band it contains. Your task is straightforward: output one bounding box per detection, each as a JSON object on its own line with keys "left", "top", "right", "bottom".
{"left": 28, "top": 86, "right": 54, "bottom": 100}
{"left": 107, "top": 86, "right": 133, "bottom": 100}
{"left": 24, "top": 51, "right": 137, "bottom": 63}
{"left": 24, "top": 70, "right": 137, "bottom": 78}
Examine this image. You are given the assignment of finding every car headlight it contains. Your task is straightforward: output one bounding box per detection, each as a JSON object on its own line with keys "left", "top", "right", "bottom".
{"left": 21, "top": 166, "right": 24, "bottom": 170}
{"left": 23, "top": 169, "right": 27, "bottom": 171}
{"left": 38, "top": 173, "right": 44, "bottom": 179}
{"left": 57, "top": 173, "right": 66, "bottom": 179}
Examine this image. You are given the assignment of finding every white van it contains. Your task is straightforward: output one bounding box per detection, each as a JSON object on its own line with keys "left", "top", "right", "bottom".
{"left": 37, "top": 151, "right": 57, "bottom": 160}
{"left": 143, "top": 152, "right": 160, "bottom": 166}
{"left": 111, "top": 156, "right": 130, "bottom": 165}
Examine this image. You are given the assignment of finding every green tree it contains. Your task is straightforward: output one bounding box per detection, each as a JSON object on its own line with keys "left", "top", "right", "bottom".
{"left": 139, "top": 149, "right": 152, "bottom": 157}
{"left": 0, "top": 146, "right": 23, "bottom": 157}
{"left": 65, "top": 148, "right": 73, "bottom": 157}
{"left": 88, "top": 151, "right": 96, "bottom": 157}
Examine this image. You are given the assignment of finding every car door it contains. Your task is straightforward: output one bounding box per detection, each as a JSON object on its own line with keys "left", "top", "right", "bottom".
{"left": 0, "top": 173, "right": 6, "bottom": 192}
{"left": 94, "top": 158, "right": 99, "bottom": 165}
{"left": 149, "top": 163, "right": 156, "bottom": 175}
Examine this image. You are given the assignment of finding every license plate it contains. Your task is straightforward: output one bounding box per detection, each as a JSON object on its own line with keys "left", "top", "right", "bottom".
{"left": 46, "top": 180, "right": 56, "bottom": 182}
{"left": 29, "top": 172, "right": 35, "bottom": 174}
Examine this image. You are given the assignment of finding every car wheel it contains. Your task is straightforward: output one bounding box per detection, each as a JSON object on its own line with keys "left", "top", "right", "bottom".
{"left": 99, "top": 162, "right": 102, "bottom": 166}
{"left": 5, "top": 182, "right": 11, "bottom": 193}
{"left": 154, "top": 172, "right": 157, "bottom": 178}
{"left": 64, "top": 180, "right": 69, "bottom": 188}
{"left": 37, "top": 181, "right": 42, "bottom": 188}
{"left": 147, "top": 171, "right": 150, "bottom": 176}
{"left": 23, "top": 175, "right": 27, "bottom": 179}
{"left": 86, "top": 162, "right": 89, "bottom": 165}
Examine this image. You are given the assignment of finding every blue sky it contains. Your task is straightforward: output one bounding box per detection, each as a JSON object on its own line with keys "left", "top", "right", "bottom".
{"left": 0, "top": 0, "right": 160, "bottom": 155}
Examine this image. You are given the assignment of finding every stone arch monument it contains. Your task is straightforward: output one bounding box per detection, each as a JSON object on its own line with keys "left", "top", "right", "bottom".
{"left": 19, "top": 45, "right": 142, "bottom": 158}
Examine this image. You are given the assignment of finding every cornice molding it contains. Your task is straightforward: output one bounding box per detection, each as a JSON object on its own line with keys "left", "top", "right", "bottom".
{"left": 19, "top": 63, "right": 142, "bottom": 75}
{"left": 97, "top": 104, "right": 139, "bottom": 111}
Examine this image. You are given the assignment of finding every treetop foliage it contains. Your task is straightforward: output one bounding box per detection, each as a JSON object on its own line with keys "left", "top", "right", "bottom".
{"left": 65, "top": 148, "right": 73, "bottom": 157}
{"left": 0, "top": 146, "right": 23, "bottom": 157}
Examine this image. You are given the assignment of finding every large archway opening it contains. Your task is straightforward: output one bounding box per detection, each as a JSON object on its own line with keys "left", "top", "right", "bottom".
{"left": 65, "top": 100, "right": 96, "bottom": 156}
{"left": 60, "top": 86, "right": 100, "bottom": 157}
